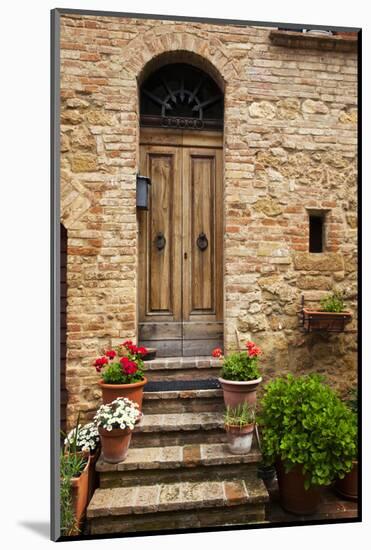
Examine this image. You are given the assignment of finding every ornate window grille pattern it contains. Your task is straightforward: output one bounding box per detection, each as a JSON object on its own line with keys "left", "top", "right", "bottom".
{"left": 140, "top": 64, "right": 224, "bottom": 130}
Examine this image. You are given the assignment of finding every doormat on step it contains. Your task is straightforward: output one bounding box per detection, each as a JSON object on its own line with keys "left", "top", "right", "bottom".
{"left": 145, "top": 379, "right": 221, "bottom": 391}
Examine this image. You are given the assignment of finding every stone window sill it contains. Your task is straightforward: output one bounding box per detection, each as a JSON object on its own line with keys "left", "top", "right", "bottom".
{"left": 269, "top": 30, "right": 358, "bottom": 52}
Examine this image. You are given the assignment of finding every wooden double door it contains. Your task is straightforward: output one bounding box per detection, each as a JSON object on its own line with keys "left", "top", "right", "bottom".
{"left": 138, "top": 129, "right": 223, "bottom": 356}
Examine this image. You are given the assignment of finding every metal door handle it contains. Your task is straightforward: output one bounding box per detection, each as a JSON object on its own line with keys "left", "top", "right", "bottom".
{"left": 155, "top": 232, "right": 166, "bottom": 251}
{"left": 197, "top": 232, "right": 208, "bottom": 251}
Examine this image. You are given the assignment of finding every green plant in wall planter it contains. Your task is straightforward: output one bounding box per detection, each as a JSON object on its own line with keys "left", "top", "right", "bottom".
{"left": 302, "top": 291, "right": 352, "bottom": 332}
{"left": 320, "top": 291, "right": 346, "bottom": 312}
{"left": 259, "top": 374, "right": 357, "bottom": 515}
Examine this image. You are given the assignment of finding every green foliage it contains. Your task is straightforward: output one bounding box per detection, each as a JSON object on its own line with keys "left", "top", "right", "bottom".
{"left": 224, "top": 402, "right": 255, "bottom": 427}
{"left": 60, "top": 414, "right": 88, "bottom": 536}
{"left": 320, "top": 291, "right": 345, "bottom": 312}
{"left": 345, "top": 386, "right": 358, "bottom": 414}
{"left": 101, "top": 358, "right": 145, "bottom": 384}
{"left": 258, "top": 374, "right": 357, "bottom": 489}
{"left": 221, "top": 352, "right": 261, "bottom": 382}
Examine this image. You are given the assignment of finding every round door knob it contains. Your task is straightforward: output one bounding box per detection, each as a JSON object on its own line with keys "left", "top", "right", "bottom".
{"left": 155, "top": 232, "right": 166, "bottom": 251}
{"left": 197, "top": 232, "right": 208, "bottom": 251}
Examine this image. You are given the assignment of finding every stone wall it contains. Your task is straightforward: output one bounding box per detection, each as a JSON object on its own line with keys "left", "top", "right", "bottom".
{"left": 59, "top": 13, "right": 358, "bottom": 427}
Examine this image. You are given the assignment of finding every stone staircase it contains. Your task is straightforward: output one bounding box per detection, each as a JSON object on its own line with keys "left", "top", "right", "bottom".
{"left": 87, "top": 357, "right": 269, "bottom": 535}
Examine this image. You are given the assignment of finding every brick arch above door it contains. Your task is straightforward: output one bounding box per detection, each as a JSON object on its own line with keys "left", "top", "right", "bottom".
{"left": 116, "top": 28, "right": 237, "bottom": 85}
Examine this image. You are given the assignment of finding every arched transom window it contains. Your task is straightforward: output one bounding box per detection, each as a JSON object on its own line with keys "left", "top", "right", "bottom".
{"left": 140, "top": 63, "right": 224, "bottom": 130}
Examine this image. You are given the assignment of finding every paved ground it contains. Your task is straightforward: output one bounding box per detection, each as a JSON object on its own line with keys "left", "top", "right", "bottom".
{"left": 265, "top": 477, "right": 358, "bottom": 523}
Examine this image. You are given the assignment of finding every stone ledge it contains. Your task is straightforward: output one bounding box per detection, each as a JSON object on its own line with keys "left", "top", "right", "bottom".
{"left": 134, "top": 412, "right": 224, "bottom": 433}
{"left": 269, "top": 30, "right": 358, "bottom": 52}
{"left": 96, "top": 441, "right": 261, "bottom": 472}
{"left": 143, "top": 388, "right": 222, "bottom": 400}
{"left": 87, "top": 475, "right": 269, "bottom": 518}
{"left": 145, "top": 356, "right": 220, "bottom": 370}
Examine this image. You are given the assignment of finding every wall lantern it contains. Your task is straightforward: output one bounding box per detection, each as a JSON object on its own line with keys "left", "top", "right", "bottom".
{"left": 136, "top": 174, "right": 151, "bottom": 210}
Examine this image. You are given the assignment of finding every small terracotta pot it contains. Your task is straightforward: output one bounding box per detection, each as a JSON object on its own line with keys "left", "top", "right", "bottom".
{"left": 99, "top": 427, "right": 132, "bottom": 464}
{"left": 70, "top": 453, "right": 91, "bottom": 531}
{"left": 334, "top": 460, "right": 358, "bottom": 501}
{"left": 225, "top": 423, "right": 254, "bottom": 454}
{"left": 218, "top": 377, "right": 262, "bottom": 408}
{"left": 276, "top": 460, "right": 321, "bottom": 515}
{"left": 99, "top": 377, "right": 147, "bottom": 411}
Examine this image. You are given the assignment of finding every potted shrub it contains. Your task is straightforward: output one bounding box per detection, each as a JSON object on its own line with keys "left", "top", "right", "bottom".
{"left": 213, "top": 341, "right": 262, "bottom": 408}
{"left": 302, "top": 291, "right": 352, "bottom": 332}
{"left": 259, "top": 374, "right": 357, "bottom": 515}
{"left": 94, "top": 397, "right": 140, "bottom": 464}
{"left": 94, "top": 340, "right": 148, "bottom": 412}
{"left": 61, "top": 421, "right": 90, "bottom": 535}
{"left": 224, "top": 403, "right": 255, "bottom": 454}
{"left": 335, "top": 388, "right": 358, "bottom": 500}
{"left": 64, "top": 422, "right": 100, "bottom": 502}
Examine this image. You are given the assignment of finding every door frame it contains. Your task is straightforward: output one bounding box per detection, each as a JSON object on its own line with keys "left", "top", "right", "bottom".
{"left": 137, "top": 127, "right": 224, "bottom": 355}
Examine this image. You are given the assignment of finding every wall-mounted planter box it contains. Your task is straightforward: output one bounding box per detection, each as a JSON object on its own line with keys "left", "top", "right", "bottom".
{"left": 302, "top": 308, "right": 352, "bottom": 333}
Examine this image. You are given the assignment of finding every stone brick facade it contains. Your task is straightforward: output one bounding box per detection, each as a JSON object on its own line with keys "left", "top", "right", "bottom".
{"left": 59, "top": 13, "right": 358, "bottom": 427}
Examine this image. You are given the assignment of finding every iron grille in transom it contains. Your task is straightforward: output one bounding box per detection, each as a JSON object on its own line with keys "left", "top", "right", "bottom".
{"left": 140, "top": 63, "right": 224, "bottom": 130}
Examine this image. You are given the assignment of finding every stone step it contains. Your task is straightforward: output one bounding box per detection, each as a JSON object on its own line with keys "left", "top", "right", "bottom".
{"left": 131, "top": 412, "right": 225, "bottom": 447}
{"left": 144, "top": 356, "right": 221, "bottom": 381}
{"left": 98, "top": 440, "right": 261, "bottom": 487}
{"left": 143, "top": 388, "right": 224, "bottom": 414}
{"left": 87, "top": 474, "right": 269, "bottom": 535}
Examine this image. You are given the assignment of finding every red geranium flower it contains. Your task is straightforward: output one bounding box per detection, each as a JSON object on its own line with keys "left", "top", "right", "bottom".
{"left": 120, "top": 356, "right": 130, "bottom": 367}
{"left": 137, "top": 346, "right": 147, "bottom": 357}
{"left": 94, "top": 356, "right": 108, "bottom": 372}
{"left": 212, "top": 347, "right": 223, "bottom": 358}
{"left": 122, "top": 340, "right": 133, "bottom": 349}
{"left": 124, "top": 363, "right": 138, "bottom": 375}
{"left": 105, "top": 350, "right": 116, "bottom": 360}
{"left": 246, "top": 341, "right": 262, "bottom": 357}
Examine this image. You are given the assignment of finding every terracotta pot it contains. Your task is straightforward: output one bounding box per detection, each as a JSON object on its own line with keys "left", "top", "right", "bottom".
{"left": 99, "top": 427, "right": 132, "bottom": 464}
{"left": 276, "top": 459, "right": 321, "bottom": 515}
{"left": 98, "top": 377, "right": 147, "bottom": 411}
{"left": 70, "top": 453, "right": 91, "bottom": 531}
{"left": 218, "top": 377, "right": 262, "bottom": 408}
{"left": 225, "top": 423, "right": 254, "bottom": 454}
{"left": 87, "top": 448, "right": 100, "bottom": 502}
{"left": 334, "top": 460, "right": 358, "bottom": 501}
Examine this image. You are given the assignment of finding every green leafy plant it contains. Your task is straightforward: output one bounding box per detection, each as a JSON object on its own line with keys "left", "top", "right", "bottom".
{"left": 224, "top": 402, "right": 255, "bottom": 428}
{"left": 320, "top": 291, "right": 345, "bottom": 312}
{"left": 60, "top": 415, "right": 88, "bottom": 535}
{"left": 258, "top": 374, "right": 357, "bottom": 489}
{"left": 93, "top": 340, "right": 147, "bottom": 384}
{"left": 213, "top": 341, "right": 262, "bottom": 381}
{"left": 345, "top": 386, "right": 358, "bottom": 414}
{"left": 221, "top": 352, "right": 261, "bottom": 381}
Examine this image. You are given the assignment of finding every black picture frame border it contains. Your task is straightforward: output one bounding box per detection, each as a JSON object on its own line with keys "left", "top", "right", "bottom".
{"left": 51, "top": 8, "right": 362, "bottom": 542}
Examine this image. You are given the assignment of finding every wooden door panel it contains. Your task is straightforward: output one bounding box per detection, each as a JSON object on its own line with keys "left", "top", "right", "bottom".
{"left": 149, "top": 154, "right": 173, "bottom": 313}
{"left": 191, "top": 155, "right": 214, "bottom": 312}
{"left": 138, "top": 145, "right": 182, "bottom": 324}
{"left": 139, "top": 322, "right": 182, "bottom": 340}
{"left": 183, "top": 147, "right": 223, "bottom": 327}
{"left": 138, "top": 132, "right": 223, "bottom": 356}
